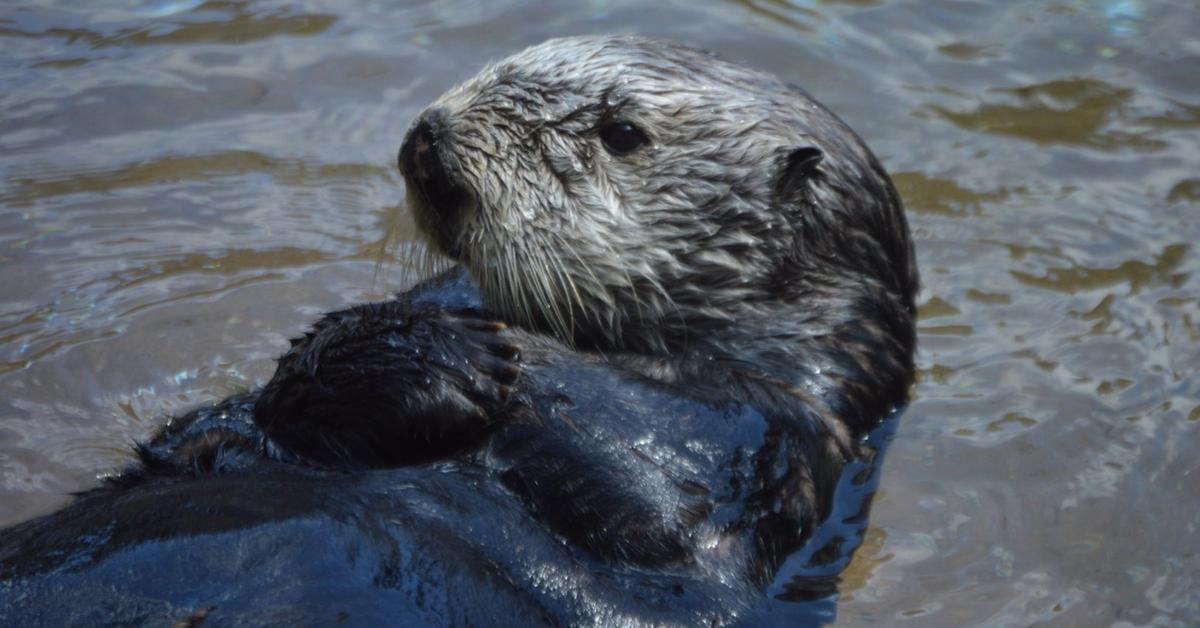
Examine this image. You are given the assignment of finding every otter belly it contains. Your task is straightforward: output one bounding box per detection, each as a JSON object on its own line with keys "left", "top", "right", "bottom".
{"left": 0, "top": 455, "right": 746, "bottom": 627}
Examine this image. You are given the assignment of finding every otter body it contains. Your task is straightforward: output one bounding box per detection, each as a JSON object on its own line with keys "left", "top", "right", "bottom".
{"left": 0, "top": 36, "right": 916, "bottom": 627}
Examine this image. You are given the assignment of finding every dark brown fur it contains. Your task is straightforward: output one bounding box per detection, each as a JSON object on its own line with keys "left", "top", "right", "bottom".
{"left": 0, "top": 36, "right": 917, "bottom": 626}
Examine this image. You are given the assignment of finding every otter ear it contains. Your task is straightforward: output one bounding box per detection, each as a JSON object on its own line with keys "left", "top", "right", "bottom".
{"left": 775, "top": 146, "right": 824, "bottom": 199}
{"left": 784, "top": 146, "right": 824, "bottom": 178}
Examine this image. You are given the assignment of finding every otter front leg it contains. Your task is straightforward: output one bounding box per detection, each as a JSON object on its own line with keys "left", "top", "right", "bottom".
{"left": 253, "top": 301, "right": 520, "bottom": 468}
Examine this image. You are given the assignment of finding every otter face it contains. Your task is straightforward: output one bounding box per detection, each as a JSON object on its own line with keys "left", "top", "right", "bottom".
{"left": 399, "top": 36, "right": 909, "bottom": 355}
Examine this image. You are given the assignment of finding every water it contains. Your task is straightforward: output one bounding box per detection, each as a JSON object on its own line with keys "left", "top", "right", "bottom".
{"left": 1, "top": 0, "right": 1197, "bottom": 624}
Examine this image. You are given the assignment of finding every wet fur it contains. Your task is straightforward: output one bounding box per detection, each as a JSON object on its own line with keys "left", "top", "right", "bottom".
{"left": 0, "top": 36, "right": 917, "bottom": 626}
{"left": 407, "top": 35, "right": 918, "bottom": 581}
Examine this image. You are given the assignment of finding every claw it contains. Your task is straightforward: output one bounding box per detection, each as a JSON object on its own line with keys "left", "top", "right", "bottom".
{"left": 467, "top": 320, "right": 507, "bottom": 332}
{"left": 491, "top": 344, "right": 521, "bottom": 361}
{"left": 496, "top": 365, "right": 521, "bottom": 385}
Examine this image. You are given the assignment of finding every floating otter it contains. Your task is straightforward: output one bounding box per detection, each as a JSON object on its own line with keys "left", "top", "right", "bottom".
{"left": 0, "top": 36, "right": 917, "bottom": 626}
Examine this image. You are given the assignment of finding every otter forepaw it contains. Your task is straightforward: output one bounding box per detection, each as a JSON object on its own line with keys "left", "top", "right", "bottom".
{"left": 443, "top": 314, "right": 522, "bottom": 408}
{"left": 253, "top": 302, "right": 521, "bottom": 468}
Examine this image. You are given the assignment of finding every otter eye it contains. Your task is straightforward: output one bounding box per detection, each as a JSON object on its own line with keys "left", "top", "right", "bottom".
{"left": 599, "top": 120, "right": 648, "bottom": 156}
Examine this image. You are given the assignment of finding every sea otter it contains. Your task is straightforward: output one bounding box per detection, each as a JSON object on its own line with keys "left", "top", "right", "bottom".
{"left": 0, "top": 36, "right": 917, "bottom": 626}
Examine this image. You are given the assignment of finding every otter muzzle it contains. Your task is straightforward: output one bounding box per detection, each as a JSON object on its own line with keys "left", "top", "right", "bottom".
{"left": 399, "top": 108, "right": 468, "bottom": 229}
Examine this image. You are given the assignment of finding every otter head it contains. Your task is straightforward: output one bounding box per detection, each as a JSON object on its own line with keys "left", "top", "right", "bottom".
{"left": 399, "top": 35, "right": 915, "bottom": 355}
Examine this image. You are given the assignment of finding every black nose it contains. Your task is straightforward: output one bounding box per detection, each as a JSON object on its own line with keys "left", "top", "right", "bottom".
{"left": 399, "top": 108, "right": 467, "bottom": 221}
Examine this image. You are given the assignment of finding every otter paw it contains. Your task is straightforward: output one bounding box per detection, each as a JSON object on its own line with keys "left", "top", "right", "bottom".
{"left": 435, "top": 313, "right": 522, "bottom": 415}
{"left": 253, "top": 302, "right": 521, "bottom": 468}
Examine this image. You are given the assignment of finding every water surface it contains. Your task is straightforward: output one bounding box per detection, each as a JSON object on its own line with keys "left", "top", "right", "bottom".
{"left": 1, "top": 0, "right": 1197, "bottom": 625}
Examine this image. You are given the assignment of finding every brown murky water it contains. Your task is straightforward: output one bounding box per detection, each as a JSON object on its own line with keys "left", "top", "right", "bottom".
{"left": 1, "top": 0, "right": 1197, "bottom": 624}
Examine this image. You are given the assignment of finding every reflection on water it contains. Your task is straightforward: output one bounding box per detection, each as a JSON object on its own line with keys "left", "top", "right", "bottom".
{"left": 934, "top": 79, "right": 1122, "bottom": 146}
{"left": 0, "top": 1, "right": 335, "bottom": 48}
{"left": 1, "top": 0, "right": 1197, "bottom": 625}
